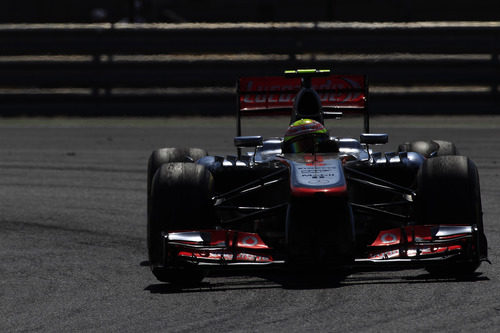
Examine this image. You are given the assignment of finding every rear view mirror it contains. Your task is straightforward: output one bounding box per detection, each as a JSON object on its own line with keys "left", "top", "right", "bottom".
{"left": 360, "top": 133, "right": 388, "bottom": 145}
{"left": 323, "top": 111, "right": 343, "bottom": 119}
{"left": 234, "top": 136, "right": 263, "bottom": 148}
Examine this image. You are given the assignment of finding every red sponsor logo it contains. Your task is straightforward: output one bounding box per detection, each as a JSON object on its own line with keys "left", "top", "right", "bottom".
{"left": 304, "top": 154, "right": 326, "bottom": 166}
{"left": 371, "top": 228, "right": 401, "bottom": 246}
{"left": 239, "top": 75, "right": 365, "bottom": 110}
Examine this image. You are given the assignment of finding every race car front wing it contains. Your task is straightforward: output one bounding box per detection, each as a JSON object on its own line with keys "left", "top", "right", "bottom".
{"left": 155, "top": 224, "right": 486, "bottom": 271}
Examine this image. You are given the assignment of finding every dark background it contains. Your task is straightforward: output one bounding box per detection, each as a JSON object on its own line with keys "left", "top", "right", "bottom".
{"left": 1, "top": 0, "right": 499, "bottom": 23}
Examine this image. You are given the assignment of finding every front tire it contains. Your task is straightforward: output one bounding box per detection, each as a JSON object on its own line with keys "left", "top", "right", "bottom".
{"left": 416, "top": 155, "right": 487, "bottom": 275}
{"left": 148, "top": 162, "right": 215, "bottom": 284}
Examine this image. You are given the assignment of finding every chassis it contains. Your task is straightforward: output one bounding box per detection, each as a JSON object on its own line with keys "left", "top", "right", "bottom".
{"left": 147, "top": 69, "right": 489, "bottom": 285}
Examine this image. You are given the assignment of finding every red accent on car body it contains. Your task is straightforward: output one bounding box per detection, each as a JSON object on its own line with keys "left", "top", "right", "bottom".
{"left": 290, "top": 184, "right": 348, "bottom": 197}
{"left": 170, "top": 230, "right": 271, "bottom": 250}
{"left": 177, "top": 250, "right": 274, "bottom": 263}
{"left": 367, "top": 225, "right": 471, "bottom": 260}
{"left": 304, "top": 154, "right": 326, "bottom": 166}
{"left": 168, "top": 230, "right": 275, "bottom": 264}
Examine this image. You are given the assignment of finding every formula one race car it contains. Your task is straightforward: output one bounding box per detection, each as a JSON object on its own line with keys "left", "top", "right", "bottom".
{"left": 147, "top": 69, "right": 489, "bottom": 285}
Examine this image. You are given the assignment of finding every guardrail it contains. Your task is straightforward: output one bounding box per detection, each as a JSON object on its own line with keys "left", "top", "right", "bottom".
{"left": 1, "top": 22, "right": 499, "bottom": 115}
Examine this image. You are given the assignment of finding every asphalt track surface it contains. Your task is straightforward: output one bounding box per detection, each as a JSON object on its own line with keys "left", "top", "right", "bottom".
{"left": 1, "top": 115, "right": 499, "bottom": 332}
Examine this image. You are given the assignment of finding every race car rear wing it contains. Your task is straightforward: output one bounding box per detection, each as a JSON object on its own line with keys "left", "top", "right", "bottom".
{"left": 236, "top": 70, "right": 369, "bottom": 135}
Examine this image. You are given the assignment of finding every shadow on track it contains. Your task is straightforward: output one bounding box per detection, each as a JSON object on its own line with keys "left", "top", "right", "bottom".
{"left": 144, "top": 275, "right": 344, "bottom": 294}
{"left": 142, "top": 262, "right": 347, "bottom": 294}
{"left": 141, "top": 261, "right": 489, "bottom": 294}
{"left": 145, "top": 278, "right": 281, "bottom": 294}
{"left": 343, "top": 272, "right": 489, "bottom": 287}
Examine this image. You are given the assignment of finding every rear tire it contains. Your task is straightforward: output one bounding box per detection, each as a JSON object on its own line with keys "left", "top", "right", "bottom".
{"left": 433, "top": 140, "right": 458, "bottom": 156}
{"left": 147, "top": 147, "right": 207, "bottom": 205}
{"left": 416, "top": 155, "right": 486, "bottom": 275}
{"left": 398, "top": 140, "right": 457, "bottom": 158}
{"left": 148, "top": 162, "right": 215, "bottom": 284}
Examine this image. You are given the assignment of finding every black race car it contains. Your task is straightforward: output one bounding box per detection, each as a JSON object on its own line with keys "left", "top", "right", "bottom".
{"left": 147, "top": 69, "right": 489, "bottom": 285}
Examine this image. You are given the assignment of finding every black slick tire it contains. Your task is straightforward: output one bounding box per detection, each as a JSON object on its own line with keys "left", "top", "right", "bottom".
{"left": 398, "top": 140, "right": 457, "bottom": 158}
{"left": 416, "top": 155, "right": 487, "bottom": 275}
{"left": 147, "top": 147, "right": 207, "bottom": 205}
{"left": 148, "top": 162, "right": 214, "bottom": 285}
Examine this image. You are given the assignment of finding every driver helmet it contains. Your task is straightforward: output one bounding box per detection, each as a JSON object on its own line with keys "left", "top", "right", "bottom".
{"left": 282, "top": 119, "right": 330, "bottom": 153}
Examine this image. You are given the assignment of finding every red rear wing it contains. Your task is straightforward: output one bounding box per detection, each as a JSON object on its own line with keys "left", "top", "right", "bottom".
{"left": 237, "top": 75, "right": 367, "bottom": 113}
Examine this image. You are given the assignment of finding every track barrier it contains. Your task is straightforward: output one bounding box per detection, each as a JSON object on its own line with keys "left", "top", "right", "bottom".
{"left": 1, "top": 22, "right": 499, "bottom": 115}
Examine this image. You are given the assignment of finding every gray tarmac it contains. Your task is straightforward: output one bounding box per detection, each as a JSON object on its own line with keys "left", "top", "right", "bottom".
{"left": 1, "top": 115, "right": 499, "bottom": 332}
